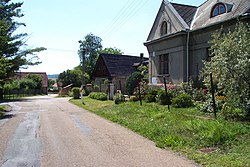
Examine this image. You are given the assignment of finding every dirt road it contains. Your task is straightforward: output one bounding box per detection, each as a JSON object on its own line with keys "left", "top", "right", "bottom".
{"left": 0, "top": 96, "right": 198, "bottom": 167}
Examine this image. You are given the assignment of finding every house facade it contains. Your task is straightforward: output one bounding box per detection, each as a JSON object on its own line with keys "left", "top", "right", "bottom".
{"left": 144, "top": 0, "right": 250, "bottom": 84}
{"left": 92, "top": 53, "right": 148, "bottom": 93}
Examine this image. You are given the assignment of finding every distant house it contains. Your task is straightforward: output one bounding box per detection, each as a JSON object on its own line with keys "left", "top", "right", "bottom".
{"left": 144, "top": 0, "right": 250, "bottom": 84}
{"left": 92, "top": 53, "right": 148, "bottom": 93}
{"left": 14, "top": 72, "right": 48, "bottom": 94}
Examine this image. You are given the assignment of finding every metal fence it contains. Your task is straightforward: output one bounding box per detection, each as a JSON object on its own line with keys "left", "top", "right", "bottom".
{"left": 2, "top": 89, "right": 42, "bottom": 100}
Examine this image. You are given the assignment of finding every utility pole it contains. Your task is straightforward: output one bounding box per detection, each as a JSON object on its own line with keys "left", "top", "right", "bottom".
{"left": 81, "top": 48, "right": 86, "bottom": 104}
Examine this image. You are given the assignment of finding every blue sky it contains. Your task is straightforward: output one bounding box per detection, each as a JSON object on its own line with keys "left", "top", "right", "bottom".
{"left": 16, "top": 0, "right": 204, "bottom": 74}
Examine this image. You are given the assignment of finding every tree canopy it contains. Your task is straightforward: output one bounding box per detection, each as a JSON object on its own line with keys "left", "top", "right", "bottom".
{"left": 77, "top": 33, "right": 123, "bottom": 83}
{"left": 101, "top": 47, "right": 123, "bottom": 55}
{"left": 201, "top": 22, "right": 250, "bottom": 119}
{"left": 0, "top": 0, "right": 46, "bottom": 87}
{"left": 78, "top": 33, "right": 102, "bottom": 76}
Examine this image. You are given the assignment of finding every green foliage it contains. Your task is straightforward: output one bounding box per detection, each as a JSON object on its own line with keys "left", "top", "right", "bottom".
{"left": 48, "top": 79, "right": 55, "bottom": 89}
{"left": 93, "top": 85, "right": 100, "bottom": 92}
{"left": 27, "top": 74, "right": 42, "bottom": 89}
{"left": 78, "top": 33, "right": 102, "bottom": 78}
{"left": 201, "top": 22, "right": 250, "bottom": 119}
{"left": 88, "top": 92, "right": 107, "bottom": 101}
{"left": 100, "top": 47, "right": 123, "bottom": 55}
{"left": 114, "top": 93, "right": 125, "bottom": 104}
{"left": 129, "top": 96, "right": 139, "bottom": 102}
{"left": 57, "top": 68, "right": 82, "bottom": 87}
{"left": 125, "top": 71, "right": 143, "bottom": 95}
{"left": 172, "top": 93, "right": 193, "bottom": 108}
{"left": 144, "top": 86, "right": 160, "bottom": 103}
{"left": 0, "top": 0, "right": 46, "bottom": 87}
{"left": 156, "top": 90, "right": 171, "bottom": 105}
{"left": 72, "top": 87, "right": 80, "bottom": 99}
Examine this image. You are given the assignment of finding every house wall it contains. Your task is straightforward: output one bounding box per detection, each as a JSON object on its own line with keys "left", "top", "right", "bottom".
{"left": 95, "top": 76, "right": 128, "bottom": 94}
{"left": 189, "top": 19, "right": 239, "bottom": 80}
{"left": 147, "top": 34, "right": 187, "bottom": 84}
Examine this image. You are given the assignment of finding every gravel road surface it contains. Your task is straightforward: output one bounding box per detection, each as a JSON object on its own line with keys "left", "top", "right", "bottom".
{"left": 0, "top": 96, "right": 198, "bottom": 167}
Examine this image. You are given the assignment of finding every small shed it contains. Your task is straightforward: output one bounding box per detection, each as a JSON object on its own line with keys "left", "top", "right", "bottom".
{"left": 92, "top": 53, "right": 148, "bottom": 93}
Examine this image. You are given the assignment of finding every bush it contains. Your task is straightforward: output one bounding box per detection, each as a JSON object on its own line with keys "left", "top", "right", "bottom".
{"left": 125, "top": 72, "right": 143, "bottom": 95}
{"left": 114, "top": 93, "right": 125, "bottom": 104}
{"left": 144, "top": 86, "right": 160, "bottom": 103}
{"left": 172, "top": 93, "right": 193, "bottom": 108}
{"left": 72, "top": 87, "right": 80, "bottom": 99}
{"left": 144, "top": 94, "right": 156, "bottom": 103}
{"left": 129, "top": 96, "right": 139, "bottom": 102}
{"left": 156, "top": 90, "right": 171, "bottom": 105}
{"left": 89, "top": 92, "right": 107, "bottom": 101}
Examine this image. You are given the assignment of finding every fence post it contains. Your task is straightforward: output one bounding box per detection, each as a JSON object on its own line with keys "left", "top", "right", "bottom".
{"left": 163, "top": 76, "right": 170, "bottom": 111}
{"left": 210, "top": 73, "right": 217, "bottom": 119}
{"left": 138, "top": 83, "right": 142, "bottom": 106}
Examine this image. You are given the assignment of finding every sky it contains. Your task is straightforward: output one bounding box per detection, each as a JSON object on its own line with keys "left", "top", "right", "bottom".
{"left": 15, "top": 0, "right": 204, "bottom": 74}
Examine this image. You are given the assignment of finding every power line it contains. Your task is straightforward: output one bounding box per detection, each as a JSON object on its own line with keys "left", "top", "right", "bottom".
{"left": 46, "top": 48, "right": 77, "bottom": 53}
{"left": 102, "top": 0, "right": 152, "bottom": 40}
{"left": 101, "top": 0, "right": 138, "bottom": 38}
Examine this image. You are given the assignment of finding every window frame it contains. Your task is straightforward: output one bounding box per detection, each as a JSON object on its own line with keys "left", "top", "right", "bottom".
{"left": 161, "top": 21, "right": 168, "bottom": 36}
{"left": 211, "top": 3, "right": 227, "bottom": 17}
{"left": 159, "top": 54, "right": 169, "bottom": 75}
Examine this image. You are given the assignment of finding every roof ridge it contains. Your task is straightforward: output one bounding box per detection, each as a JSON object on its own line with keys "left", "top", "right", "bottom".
{"left": 170, "top": 2, "right": 198, "bottom": 8}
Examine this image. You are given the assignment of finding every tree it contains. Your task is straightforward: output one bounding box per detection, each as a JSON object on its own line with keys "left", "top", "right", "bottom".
{"left": 48, "top": 79, "right": 55, "bottom": 89}
{"left": 27, "top": 74, "right": 42, "bottom": 90}
{"left": 101, "top": 47, "right": 123, "bottom": 55}
{"left": 57, "top": 67, "right": 82, "bottom": 87}
{"left": 78, "top": 33, "right": 102, "bottom": 77}
{"left": 201, "top": 22, "right": 250, "bottom": 119}
{"left": 0, "top": 0, "right": 46, "bottom": 88}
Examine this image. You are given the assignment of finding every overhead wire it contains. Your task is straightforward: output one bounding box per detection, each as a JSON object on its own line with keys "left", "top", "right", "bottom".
{"left": 102, "top": 0, "right": 152, "bottom": 40}
{"left": 101, "top": 0, "right": 138, "bottom": 38}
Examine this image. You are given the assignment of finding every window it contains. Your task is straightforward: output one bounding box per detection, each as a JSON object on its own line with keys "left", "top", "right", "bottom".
{"left": 206, "top": 47, "right": 214, "bottom": 61}
{"left": 161, "top": 21, "right": 167, "bottom": 36}
{"left": 211, "top": 3, "right": 226, "bottom": 17}
{"left": 160, "top": 54, "right": 169, "bottom": 75}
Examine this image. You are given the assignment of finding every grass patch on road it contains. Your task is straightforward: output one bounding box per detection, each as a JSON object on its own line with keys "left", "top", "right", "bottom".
{"left": 0, "top": 105, "right": 7, "bottom": 118}
{"left": 70, "top": 97, "right": 250, "bottom": 166}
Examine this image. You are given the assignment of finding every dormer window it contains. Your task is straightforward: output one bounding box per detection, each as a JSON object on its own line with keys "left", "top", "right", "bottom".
{"left": 211, "top": 3, "right": 226, "bottom": 17}
{"left": 161, "top": 21, "right": 168, "bottom": 36}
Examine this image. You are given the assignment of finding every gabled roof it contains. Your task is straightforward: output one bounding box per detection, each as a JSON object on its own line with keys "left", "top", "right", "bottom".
{"left": 191, "top": 0, "right": 250, "bottom": 30}
{"left": 93, "top": 53, "right": 148, "bottom": 77}
{"left": 171, "top": 3, "right": 197, "bottom": 27}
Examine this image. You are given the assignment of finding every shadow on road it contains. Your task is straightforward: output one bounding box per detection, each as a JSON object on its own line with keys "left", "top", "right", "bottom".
{"left": 0, "top": 114, "right": 15, "bottom": 120}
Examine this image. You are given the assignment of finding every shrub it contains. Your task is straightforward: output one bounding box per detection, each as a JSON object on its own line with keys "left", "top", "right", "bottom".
{"left": 144, "top": 94, "right": 156, "bottom": 103}
{"left": 114, "top": 93, "right": 125, "bottom": 104}
{"left": 156, "top": 90, "right": 171, "bottom": 105}
{"left": 93, "top": 85, "right": 100, "bottom": 92}
{"left": 89, "top": 92, "right": 107, "bottom": 101}
{"left": 82, "top": 89, "right": 90, "bottom": 96}
{"left": 125, "top": 72, "right": 143, "bottom": 95}
{"left": 129, "top": 96, "right": 139, "bottom": 102}
{"left": 72, "top": 87, "right": 80, "bottom": 99}
{"left": 144, "top": 86, "right": 159, "bottom": 102}
{"left": 172, "top": 93, "right": 193, "bottom": 108}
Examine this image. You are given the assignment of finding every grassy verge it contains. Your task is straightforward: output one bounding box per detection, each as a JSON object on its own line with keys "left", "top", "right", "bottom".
{"left": 0, "top": 105, "right": 6, "bottom": 118}
{"left": 70, "top": 97, "right": 250, "bottom": 166}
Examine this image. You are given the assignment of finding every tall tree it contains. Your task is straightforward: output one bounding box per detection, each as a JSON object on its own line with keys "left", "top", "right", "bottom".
{"left": 78, "top": 33, "right": 102, "bottom": 77}
{"left": 0, "top": 0, "right": 46, "bottom": 88}
{"left": 101, "top": 47, "right": 123, "bottom": 55}
{"left": 201, "top": 22, "right": 250, "bottom": 119}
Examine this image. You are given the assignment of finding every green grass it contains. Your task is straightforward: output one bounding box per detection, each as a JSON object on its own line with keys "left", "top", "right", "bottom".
{"left": 0, "top": 105, "right": 6, "bottom": 118}
{"left": 70, "top": 97, "right": 250, "bottom": 166}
